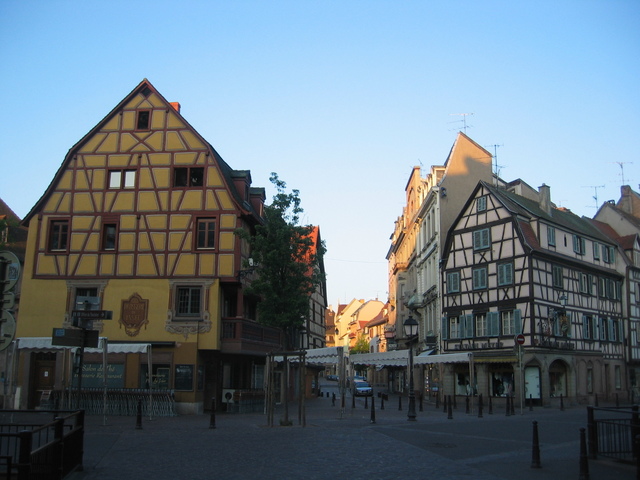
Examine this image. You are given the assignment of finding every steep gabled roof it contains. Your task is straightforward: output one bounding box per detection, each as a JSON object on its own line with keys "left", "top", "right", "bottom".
{"left": 22, "top": 79, "right": 263, "bottom": 225}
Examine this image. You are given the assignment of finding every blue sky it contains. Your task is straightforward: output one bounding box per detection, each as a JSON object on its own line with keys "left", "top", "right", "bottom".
{"left": 1, "top": 1, "right": 638, "bottom": 306}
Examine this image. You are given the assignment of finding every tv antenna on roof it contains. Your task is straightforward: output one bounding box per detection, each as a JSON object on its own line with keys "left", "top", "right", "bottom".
{"left": 449, "top": 113, "right": 474, "bottom": 134}
{"left": 486, "top": 144, "right": 504, "bottom": 179}
{"left": 583, "top": 185, "right": 605, "bottom": 210}
{"left": 611, "top": 161, "right": 633, "bottom": 186}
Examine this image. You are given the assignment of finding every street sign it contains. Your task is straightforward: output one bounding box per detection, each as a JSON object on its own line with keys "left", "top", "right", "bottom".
{"left": 72, "top": 310, "right": 113, "bottom": 320}
{"left": 0, "top": 251, "right": 21, "bottom": 292}
{"left": 51, "top": 328, "right": 99, "bottom": 348}
{"left": 515, "top": 334, "right": 525, "bottom": 345}
{"left": 0, "top": 310, "right": 16, "bottom": 352}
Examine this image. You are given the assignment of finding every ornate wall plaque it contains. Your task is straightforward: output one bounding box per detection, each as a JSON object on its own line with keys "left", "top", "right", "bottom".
{"left": 120, "top": 293, "right": 149, "bottom": 337}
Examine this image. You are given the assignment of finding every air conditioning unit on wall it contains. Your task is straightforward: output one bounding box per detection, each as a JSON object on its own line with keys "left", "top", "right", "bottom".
{"left": 222, "top": 389, "right": 236, "bottom": 404}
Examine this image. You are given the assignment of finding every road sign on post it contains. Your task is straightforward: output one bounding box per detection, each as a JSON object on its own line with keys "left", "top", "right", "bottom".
{"left": 515, "top": 334, "right": 525, "bottom": 345}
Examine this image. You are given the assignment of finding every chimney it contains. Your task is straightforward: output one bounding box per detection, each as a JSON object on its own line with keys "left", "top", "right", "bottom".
{"left": 170, "top": 102, "right": 181, "bottom": 113}
{"left": 539, "top": 184, "right": 551, "bottom": 215}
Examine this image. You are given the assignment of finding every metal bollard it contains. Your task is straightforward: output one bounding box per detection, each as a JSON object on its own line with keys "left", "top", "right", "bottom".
{"left": 478, "top": 393, "right": 483, "bottom": 418}
{"left": 531, "top": 421, "right": 541, "bottom": 468}
{"left": 443, "top": 394, "right": 447, "bottom": 413}
{"left": 447, "top": 395, "right": 453, "bottom": 420}
{"left": 370, "top": 396, "right": 376, "bottom": 424}
{"left": 511, "top": 394, "right": 515, "bottom": 416}
{"left": 465, "top": 395, "right": 470, "bottom": 414}
{"left": 136, "top": 399, "right": 143, "bottom": 430}
{"left": 488, "top": 394, "right": 493, "bottom": 415}
{"left": 209, "top": 397, "right": 216, "bottom": 429}
{"left": 579, "top": 427, "right": 589, "bottom": 480}
{"left": 435, "top": 393, "right": 440, "bottom": 409}
{"left": 560, "top": 394, "right": 564, "bottom": 411}
{"left": 419, "top": 393, "right": 423, "bottom": 412}
{"left": 352, "top": 392, "right": 355, "bottom": 409}
{"left": 332, "top": 392, "right": 336, "bottom": 407}
{"left": 381, "top": 395, "right": 385, "bottom": 410}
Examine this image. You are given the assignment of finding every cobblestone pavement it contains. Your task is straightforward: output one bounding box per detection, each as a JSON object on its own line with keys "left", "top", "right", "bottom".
{"left": 69, "top": 384, "right": 635, "bottom": 480}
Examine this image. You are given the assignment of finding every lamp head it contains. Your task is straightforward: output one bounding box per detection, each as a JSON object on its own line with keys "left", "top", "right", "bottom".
{"left": 403, "top": 315, "right": 419, "bottom": 337}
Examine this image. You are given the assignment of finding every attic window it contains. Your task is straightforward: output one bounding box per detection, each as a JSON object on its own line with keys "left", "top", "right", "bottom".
{"left": 174, "top": 167, "right": 204, "bottom": 187}
{"left": 136, "top": 110, "right": 150, "bottom": 130}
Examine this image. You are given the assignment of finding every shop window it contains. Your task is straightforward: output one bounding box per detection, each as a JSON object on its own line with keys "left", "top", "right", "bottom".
{"left": 491, "top": 369, "right": 514, "bottom": 397}
{"left": 141, "top": 364, "right": 170, "bottom": 390}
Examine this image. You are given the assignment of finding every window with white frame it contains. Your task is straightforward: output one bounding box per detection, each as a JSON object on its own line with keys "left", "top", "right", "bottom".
{"left": 583, "top": 315, "right": 592, "bottom": 340}
{"left": 449, "top": 316, "right": 461, "bottom": 339}
{"left": 502, "top": 310, "right": 515, "bottom": 336}
{"left": 475, "top": 313, "right": 488, "bottom": 336}
{"left": 109, "top": 170, "right": 136, "bottom": 189}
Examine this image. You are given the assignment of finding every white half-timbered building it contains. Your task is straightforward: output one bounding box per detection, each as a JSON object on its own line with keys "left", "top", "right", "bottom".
{"left": 441, "top": 181, "right": 625, "bottom": 407}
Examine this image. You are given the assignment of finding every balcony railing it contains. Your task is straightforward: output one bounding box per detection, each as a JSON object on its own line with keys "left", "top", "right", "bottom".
{"left": 221, "top": 318, "right": 283, "bottom": 354}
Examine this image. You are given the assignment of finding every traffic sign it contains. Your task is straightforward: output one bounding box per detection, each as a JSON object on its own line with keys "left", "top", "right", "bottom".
{"left": 0, "top": 310, "right": 16, "bottom": 352}
{"left": 515, "top": 334, "right": 525, "bottom": 345}
{"left": 52, "top": 328, "right": 99, "bottom": 348}
{"left": 0, "top": 251, "right": 21, "bottom": 292}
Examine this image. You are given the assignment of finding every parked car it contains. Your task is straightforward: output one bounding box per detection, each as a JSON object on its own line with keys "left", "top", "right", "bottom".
{"left": 326, "top": 374, "right": 339, "bottom": 381}
{"left": 354, "top": 381, "right": 373, "bottom": 396}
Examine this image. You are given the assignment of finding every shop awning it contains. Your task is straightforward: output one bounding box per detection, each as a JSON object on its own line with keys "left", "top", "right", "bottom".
{"left": 350, "top": 350, "right": 409, "bottom": 367}
{"left": 17, "top": 337, "right": 150, "bottom": 353}
{"left": 414, "top": 352, "right": 472, "bottom": 364}
{"left": 351, "top": 350, "right": 472, "bottom": 367}
{"left": 273, "top": 346, "right": 344, "bottom": 365}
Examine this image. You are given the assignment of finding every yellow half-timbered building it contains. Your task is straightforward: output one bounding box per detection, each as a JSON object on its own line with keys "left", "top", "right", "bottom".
{"left": 15, "top": 79, "right": 281, "bottom": 414}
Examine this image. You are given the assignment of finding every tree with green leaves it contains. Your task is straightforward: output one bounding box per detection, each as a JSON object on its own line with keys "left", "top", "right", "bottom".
{"left": 236, "top": 173, "right": 326, "bottom": 351}
{"left": 350, "top": 334, "right": 370, "bottom": 355}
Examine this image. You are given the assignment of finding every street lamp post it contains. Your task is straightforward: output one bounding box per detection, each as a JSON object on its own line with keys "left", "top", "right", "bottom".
{"left": 403, "top": 315, "right": 419, "bottom": 422}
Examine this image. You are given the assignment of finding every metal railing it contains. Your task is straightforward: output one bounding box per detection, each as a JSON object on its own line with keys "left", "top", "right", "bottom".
{"left": 587, "top": 405, "right": 640, "bottom": 463}
{"left": 0, "top": 409, "right": 84, "bottom": 479}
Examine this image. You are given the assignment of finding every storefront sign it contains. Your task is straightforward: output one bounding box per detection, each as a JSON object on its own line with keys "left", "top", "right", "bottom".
{"left": 120, "top": 293, "right": 149, "bottom": 337}
{"left": 73, "top": 363, "right": 125, "bottom": 388}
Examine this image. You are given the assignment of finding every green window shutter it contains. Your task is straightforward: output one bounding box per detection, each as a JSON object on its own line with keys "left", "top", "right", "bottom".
{"left": 514, "top": 309, "right": 522, "bottom": 334}
{"left": 488, "top": 311, "right": 499, "bottom": 336}
{"left": 441, "top": 317, "right": 448, "bottom": 340}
